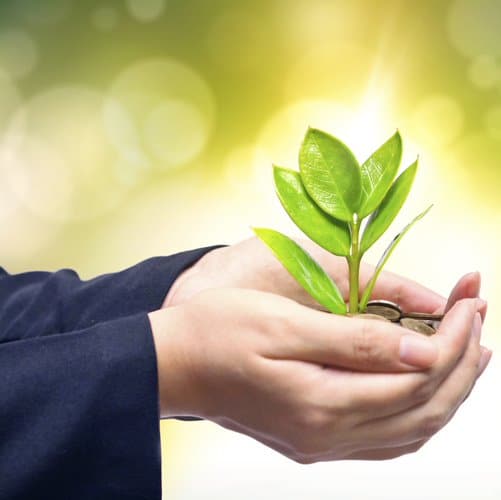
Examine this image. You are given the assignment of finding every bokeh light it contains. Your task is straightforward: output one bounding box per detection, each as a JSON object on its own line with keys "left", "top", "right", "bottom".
{"left": 448, "top": 0, "right": 501, "bottom": 58}
{"left": 126, "top": 0, "right": 166, "bottom": 23}
{"left": 3, "top": 85, "right": 130, "bottom": 221}
{"left": 275, "top": 0, "right": 367, "bottom": 52}
{"left": 143, "top": 99, "right": 208, "bottom": 166}
{"left": 107, "top": 58, "right": 215, "bottom": 172}
{"left": 0, "top": 29, "right": 38, "bottom": 79}
{"left": 468, "top": 55, "right": 501, "bottom": 89}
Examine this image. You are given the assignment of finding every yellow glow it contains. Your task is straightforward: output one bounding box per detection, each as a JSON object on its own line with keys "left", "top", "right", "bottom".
{"left": 408, "top": 95, "right": 464, "bottom": 148}
{"left": 257, "top": 93, "right": 393, "bottom": 168}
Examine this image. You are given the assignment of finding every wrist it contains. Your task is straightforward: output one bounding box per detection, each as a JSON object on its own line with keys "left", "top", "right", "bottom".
{"left": 161, "top": 248, "right": 220, "bottom": 308}
{"left": 162, "top": 266, "right": 196, "bottom": 308}
{"left": 148, "top": 307, "right": 203, "bottom": 418}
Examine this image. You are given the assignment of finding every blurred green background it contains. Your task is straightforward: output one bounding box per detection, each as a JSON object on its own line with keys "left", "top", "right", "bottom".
{"left": 0, "top": 1, "right": 499, "bottom": 498}
{"left": 1, "top": 0, "right": 500, "bottom": 272}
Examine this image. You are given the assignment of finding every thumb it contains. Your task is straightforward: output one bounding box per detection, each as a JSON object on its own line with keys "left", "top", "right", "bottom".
{"left": 279, "top": 306, "right": 439, "bottom": 372}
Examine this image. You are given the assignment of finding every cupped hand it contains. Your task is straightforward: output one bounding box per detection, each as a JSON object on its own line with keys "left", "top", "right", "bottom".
{"left": 163, "top": 235, "right": 450, "bottom": 315}
{"left": 149, "top": 279, "right": 490, "bottom": 463}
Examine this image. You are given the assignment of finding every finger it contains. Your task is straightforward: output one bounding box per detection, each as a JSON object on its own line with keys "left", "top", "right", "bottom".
{"left": 312, "top": 299, "right": 482, "bottom": 422}
{"left": 462, "top": 346, "right": 492, "bottom": 403}
{"left": 284, "top": 297, "right": 477, "bottom": 373}
{"left": 433, "top": 299, "right": 481, "bottom": 369}
{"left": 279, "top": 305, "right": 439, "bottom": 371}
{"left": 221, "top": 399, "right": 429, "bottom": 464}
{"left": 349, "top": 310, "right": 481, "bottom": 449}
{"left": 478, "top": 300, "right": 488, "bottom": 323}
{"left": 476, "top": 347, "right": 492, "bottom": 378}
{"left": 434, "top": 272, "right": 487, "bottom": 322}
{"left": 359, "top": 264, "right": 446, "bottom": 314}
{"left": 444, "top": 272, "right": 480, "bottom": 313}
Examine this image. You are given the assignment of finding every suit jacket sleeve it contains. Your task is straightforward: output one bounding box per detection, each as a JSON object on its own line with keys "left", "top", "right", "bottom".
{"left": 0, "top": 245, "right": 225, "bottom": 500}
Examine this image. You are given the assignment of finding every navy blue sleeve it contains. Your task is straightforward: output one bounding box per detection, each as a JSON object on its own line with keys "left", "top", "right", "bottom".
{"left": 0, "top": 245, "right": 226, "bottom": 342}
{"left": 0, "top": 245, "right": 225, "bottom": 500}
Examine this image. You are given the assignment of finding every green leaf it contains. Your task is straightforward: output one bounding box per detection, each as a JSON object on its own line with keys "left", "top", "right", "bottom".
{"left": 359, "top": 206, "right": 433, "bottom": 310}
{"left": 360, "top": 160, "right": 418, "bottom": 253}
{"left": 299, "top": 128, "right": 361, "bottom": 222}
{"left": 359, "top": 131, "right": 402, "bottom": 219}
{"left": 252, "top": 227, "right": 347, "bottom": 314}
{"left": 273, "top": 166, "right": 351, "bottom": 257}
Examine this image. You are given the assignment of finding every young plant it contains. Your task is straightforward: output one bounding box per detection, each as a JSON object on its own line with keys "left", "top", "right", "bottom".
{"left": 253, "top": 128, "right": 432, "bottom": 315}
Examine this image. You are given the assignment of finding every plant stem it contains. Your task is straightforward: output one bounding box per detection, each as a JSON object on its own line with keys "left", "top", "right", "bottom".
{"left": 348, "top": 215, "right": 361, "bottom": 313}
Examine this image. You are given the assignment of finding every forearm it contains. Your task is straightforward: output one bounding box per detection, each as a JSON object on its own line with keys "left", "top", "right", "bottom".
{"left": 0, "top": 245, "right": 226, "bottom": 341}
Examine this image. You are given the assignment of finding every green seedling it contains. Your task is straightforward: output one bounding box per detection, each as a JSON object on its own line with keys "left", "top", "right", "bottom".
{"left": 253, "top": 127, "right": 432, "bottom": 315}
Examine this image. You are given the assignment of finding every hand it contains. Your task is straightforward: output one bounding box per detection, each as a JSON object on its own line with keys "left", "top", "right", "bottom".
{"left": 149, "top": 281, "right": 490, "bottom": 463}
{"left": 163, "top": 235, "right": 448, "bottom": 315}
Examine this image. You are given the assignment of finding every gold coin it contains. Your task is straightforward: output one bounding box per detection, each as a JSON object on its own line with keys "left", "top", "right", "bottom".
{"left": 366, "top": 301, "right": 402, "bottom": 321}
{"left": 400, "top": 318, "right": 436, "bottom": 336}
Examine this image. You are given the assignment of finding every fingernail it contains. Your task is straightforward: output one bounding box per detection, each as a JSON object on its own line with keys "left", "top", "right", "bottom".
{"left": 477, "top": 348, "right": 493, "bottom": 377}
{"left": 471, "top": 312, "right": 482, "bottom": 340}
{"left": 400, "top": 334, "right": 438, "bottom": 367}
{"left": 470, "top": 271, "right": 481, "bottom": 297}
{"left": 476, "top": 299, "right": 488, "bottom": 323}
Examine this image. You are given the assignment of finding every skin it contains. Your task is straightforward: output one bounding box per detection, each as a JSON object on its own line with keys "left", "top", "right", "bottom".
{"left": 149, "top": 236, "right": 491, "bottom": 463}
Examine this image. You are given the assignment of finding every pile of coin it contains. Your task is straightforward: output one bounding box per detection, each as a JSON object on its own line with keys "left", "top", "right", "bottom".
{"left": 349, "top": 300, "right": 443, "bottom": 336}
